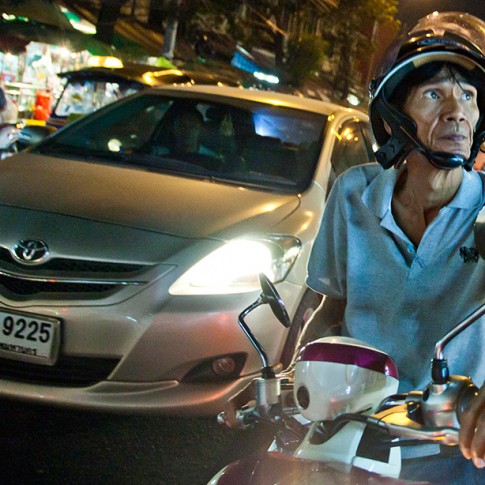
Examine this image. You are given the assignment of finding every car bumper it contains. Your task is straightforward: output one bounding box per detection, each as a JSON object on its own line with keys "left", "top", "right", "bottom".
{"left": 0, "top": 373, "right": 257, "bottom": 415}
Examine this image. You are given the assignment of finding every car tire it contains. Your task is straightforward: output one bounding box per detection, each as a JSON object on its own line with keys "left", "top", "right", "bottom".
{"left": 280, "top": 288, "right": 322, "bottom": 368}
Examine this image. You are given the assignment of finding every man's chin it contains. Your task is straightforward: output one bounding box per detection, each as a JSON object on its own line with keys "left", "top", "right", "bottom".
{"left": 434, "top": 144, "right": 470, "bottom": 160}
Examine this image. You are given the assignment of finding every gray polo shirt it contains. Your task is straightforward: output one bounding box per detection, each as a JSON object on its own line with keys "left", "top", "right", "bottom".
{"left": 307, "top": 163, "right": 485, "bottom": 391}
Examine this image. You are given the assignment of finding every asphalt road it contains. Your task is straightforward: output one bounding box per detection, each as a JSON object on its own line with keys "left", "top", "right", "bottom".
{"left": 0, "top": 399, "right": 274, "bottom": 485}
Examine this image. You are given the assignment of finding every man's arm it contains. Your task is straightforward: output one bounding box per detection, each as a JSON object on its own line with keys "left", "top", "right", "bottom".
{"left": 296, "top": 295, "right": 346, "bottom": 348}
{"left": 281, "top": 295, "right": 346, "bottom": 376}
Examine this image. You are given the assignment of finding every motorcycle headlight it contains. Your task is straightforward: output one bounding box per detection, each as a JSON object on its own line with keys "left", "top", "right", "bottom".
{"left": 169, "top": 235, "right": 301, "bottom": 295}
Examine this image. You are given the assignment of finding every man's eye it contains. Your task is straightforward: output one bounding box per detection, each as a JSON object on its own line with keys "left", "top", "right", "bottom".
{"left": 462, "top": 91, "right": 475, "bottom": 101}
{"left": 424, "top": 90, "right": 439, "bottom": 100}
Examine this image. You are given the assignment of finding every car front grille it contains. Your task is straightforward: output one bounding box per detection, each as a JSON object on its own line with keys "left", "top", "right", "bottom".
{"left": 0, "top": 247, "right": 149, "bottom": 298}
{"left": 0, "top": 355, "right": 120, "bottom": 387}
{"left": 0, "top": 274, "right": 117, "bottom": 296}
{"left": 0, "top": 248, "right": 144, "bottom": 273}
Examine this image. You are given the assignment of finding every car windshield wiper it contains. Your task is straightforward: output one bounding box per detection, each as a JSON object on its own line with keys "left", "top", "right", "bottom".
{"left": 116, "top": 152, "right": 301, "bottom": 193}
{"left": 34, "top": 144, "right": 199, "bottom": 171}
{"left": 34, "top": 143, "right": 120, "bottom": 161}
{"left": 34, "top": 143, "right": 211, "bottom": 175}
{"left": 209, "top": 174, "right": 299, "bottom": 193}
{"left": 33, "top": 145, "right": 302, "bottom": 193}
{"left": 112, "top": 151, "right": 216, "bottom": 175}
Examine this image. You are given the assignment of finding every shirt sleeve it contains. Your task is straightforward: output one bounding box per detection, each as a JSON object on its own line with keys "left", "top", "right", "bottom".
{"left": 306, "top": 175, "right": 348, "bottom": 299}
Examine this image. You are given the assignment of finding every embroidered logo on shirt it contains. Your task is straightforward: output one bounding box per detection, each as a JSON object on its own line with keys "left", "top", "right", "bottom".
{"left": 459, "top": 246, "right": 479, "bottom": 263}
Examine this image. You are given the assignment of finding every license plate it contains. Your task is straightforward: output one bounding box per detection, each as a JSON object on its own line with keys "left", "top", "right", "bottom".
{"left": 0, "top": 309, "right": 60, "bottom": 366}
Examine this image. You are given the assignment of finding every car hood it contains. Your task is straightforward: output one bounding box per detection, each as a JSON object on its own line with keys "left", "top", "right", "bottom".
{"left": 0, "top": 154, "right": 299, "bottom": 239}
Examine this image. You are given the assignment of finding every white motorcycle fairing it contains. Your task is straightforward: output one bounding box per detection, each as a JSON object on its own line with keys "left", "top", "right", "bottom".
{"left": 294, "top": 336, "right": 399, "bottom": 421}
{"left": 293, "top": 337, "right": 402, "bottom": 477}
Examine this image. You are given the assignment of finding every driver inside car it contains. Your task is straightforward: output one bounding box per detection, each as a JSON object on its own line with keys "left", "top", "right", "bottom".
{"left": 152, "top": 104, "right": 216, "bottom": 158}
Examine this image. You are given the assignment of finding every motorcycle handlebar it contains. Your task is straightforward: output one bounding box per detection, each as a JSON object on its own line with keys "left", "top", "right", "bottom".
{"left": 217, "top": 401, "right": 301, "bottom": 430}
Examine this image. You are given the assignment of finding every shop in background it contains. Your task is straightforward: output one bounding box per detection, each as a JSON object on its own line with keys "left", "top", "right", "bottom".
{"left": 1, "top": 41, "right": 90, "bottom": 119}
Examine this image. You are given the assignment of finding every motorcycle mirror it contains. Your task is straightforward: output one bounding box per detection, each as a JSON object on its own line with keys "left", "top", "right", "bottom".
{"left": 474, "top": 206, "right": 485, "bottom": 259}
{"left": 258, "top": 273, "right": 291, "bottom": 328}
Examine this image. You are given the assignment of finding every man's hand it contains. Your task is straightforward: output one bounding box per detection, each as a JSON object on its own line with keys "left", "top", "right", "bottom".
{"left": 459, "top": 384, "right": 485, "bottom": 468}
{"left": 220, "top": 381, "right": 256, "bottom": 428}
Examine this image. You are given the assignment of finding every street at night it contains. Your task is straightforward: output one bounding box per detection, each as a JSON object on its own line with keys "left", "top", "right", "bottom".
{"left": 1, "top": 2, "right": 485, "bottom": 485}
{"left": 0, "top": 399, "right": 273, "bottom": 484}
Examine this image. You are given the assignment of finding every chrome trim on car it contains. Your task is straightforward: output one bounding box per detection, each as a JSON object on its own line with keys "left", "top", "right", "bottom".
{"left": 0, "top": 268, "right": 147, "bottom": 285}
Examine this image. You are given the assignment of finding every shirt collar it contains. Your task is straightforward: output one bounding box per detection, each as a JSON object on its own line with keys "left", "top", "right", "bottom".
{"left": 362, "top": 165, "right": 483, "bottom": 219}
{"left": 361, "top": 165, "right": 401, "bottom": 219}
{"left": 448, "top": 169, "right": 483, "bottom": 209}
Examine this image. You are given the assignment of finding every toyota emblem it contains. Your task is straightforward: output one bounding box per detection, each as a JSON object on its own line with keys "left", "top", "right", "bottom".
{"left": 12, "top": 240, "right": 49, "bottom": 265}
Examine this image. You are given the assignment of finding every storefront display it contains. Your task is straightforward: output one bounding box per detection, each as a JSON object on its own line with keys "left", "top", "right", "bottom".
{"left": 1, "top": 40, "right": 90, "bottom": 119}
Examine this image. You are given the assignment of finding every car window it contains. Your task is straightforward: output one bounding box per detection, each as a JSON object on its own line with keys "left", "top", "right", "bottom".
{"left": 326, "top": 119, "right": 376, "bottom": 196}
{"left": 54, "top": 79, "right": 141, "bottom": 118}
{"left": 36, "top": 93, "right": 328, "bottom": 194}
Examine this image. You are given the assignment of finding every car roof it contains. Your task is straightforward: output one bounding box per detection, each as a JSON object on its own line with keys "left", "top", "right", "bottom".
{"left": 146, "top": 84, "right": 368, "bottom": 117}
{"left": 57, "top": 63, "right": 240, "bottom": 87}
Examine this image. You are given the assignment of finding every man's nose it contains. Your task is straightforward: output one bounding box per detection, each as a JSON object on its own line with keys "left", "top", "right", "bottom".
{"left": 443, "top": 94, "right": 466, "bottom": 123}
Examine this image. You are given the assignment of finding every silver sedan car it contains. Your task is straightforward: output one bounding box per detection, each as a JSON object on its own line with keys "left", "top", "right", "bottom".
{"left": 0, "top": 85, "right": 376, "bottom": 414}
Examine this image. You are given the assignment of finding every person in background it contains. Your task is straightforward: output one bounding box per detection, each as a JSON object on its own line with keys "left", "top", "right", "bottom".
{"left": 169, "top": 105, "right": 207, "bottom": 155}
{"left": 0, "top": 86, "right": 18, "bottom": 123}
{"left": 152, "top": 103, "right": 215, "bottom": 158}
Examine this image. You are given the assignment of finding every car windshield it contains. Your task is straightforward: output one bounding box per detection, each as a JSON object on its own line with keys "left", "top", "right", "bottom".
{"left": 36, "top": 92, "right": 327, "bottom": 193}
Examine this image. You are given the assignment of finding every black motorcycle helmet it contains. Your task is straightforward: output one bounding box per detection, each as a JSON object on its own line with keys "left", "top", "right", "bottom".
{"left": 369, "top": 11, "right": 485, "bottom": 170}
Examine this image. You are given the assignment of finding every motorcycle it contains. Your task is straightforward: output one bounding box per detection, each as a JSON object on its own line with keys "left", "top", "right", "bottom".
{"left": 209, "top": 271, "right": 483, "bottom": 484}
{"left": 0, "top": 121, "right": 57, "bottom": 159}
{"left": 0, "top": 121, "right": 22, "bottom": 159}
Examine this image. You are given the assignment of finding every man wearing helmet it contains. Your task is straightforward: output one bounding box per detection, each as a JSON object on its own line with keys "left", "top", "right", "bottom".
{"left": 223, "top": 11, "right": 485, "bottom": 481}
{"left": 302, "top": 11, "right": 485, "bottom": 479}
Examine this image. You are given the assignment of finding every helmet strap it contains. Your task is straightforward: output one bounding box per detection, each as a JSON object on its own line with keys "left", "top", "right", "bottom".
{"left": 465, "top": 127, "right": 485, "bottom": 170}
{"left": 373, "top": 95, "right": 417, "bottom": 169}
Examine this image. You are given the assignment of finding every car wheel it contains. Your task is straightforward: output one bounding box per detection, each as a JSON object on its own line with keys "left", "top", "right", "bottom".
{"left": 280, "top": 288, "right": 322, "bottom": 368}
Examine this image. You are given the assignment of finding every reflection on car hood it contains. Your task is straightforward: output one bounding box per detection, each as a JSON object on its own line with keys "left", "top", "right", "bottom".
{"left": 0, "top": 154, "right": 299, "bottom": 239}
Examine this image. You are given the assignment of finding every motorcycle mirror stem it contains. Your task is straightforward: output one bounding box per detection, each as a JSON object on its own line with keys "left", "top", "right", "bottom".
{"left": 237, "top": 273, "right": 291, "bottom": 379}
{"left": 238, "top": 298, "right": 275, "bottom": 379}
{"left": 431, "top": 302, "right": 485, "bottom": 384}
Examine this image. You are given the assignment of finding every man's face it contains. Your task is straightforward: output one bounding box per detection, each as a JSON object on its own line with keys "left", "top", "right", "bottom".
{"left": 403, "top": 66, "right": 480, "bottom": 159}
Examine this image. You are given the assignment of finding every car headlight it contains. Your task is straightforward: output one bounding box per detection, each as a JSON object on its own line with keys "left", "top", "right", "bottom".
{"left": 169, "top": 235, "right": 301, "bottom": 295}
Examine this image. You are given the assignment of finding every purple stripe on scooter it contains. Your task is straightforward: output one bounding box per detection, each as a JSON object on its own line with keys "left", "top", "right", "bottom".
{"left": 297, "top": 342, "right": 398, "bottom": 379}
